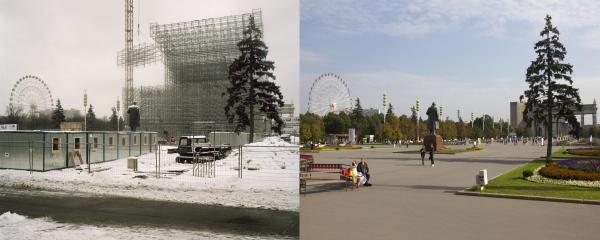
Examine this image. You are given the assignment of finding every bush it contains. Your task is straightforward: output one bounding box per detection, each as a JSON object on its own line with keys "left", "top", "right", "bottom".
{"left": 539, "top": 164, "right": 600, "bottom": 181}
{"left": 335, "top": 147, "right": 340, "bottom": 150}
{"left": 370, "top": 146, "right": 375, "bottom": 149}
{"left": 522, "top": 170, "right": 533, "bottom": 178}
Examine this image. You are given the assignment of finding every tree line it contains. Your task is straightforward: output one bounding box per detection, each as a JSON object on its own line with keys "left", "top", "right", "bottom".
{"left": 1, "top": 98, "right": 124, "bottom": 131}
{"left": 300, "top": 98, "right": 514, "bottom": 144}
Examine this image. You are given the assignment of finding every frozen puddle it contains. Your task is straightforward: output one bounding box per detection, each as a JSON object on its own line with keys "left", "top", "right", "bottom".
{"left": 0, "top": 211, "right": 292, "bottom": 240}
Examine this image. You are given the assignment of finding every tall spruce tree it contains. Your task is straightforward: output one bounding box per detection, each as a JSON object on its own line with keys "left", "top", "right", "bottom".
{"left": 109, "top": 107, "right": 119, "bottom": 131}
{"left": 52, "top": 99, "right": 65, "bottom": 129}
{"left": 523, "top": 15, "right": 581, "bottom": 162}
{"left": 86, "top": 104, "right": 96, "bottom": 131}
{"left": 350, "top": 98, "right": 365, "bottom": 138}
{"left": 224, "top": 15, "right": 284, "bottom": 143}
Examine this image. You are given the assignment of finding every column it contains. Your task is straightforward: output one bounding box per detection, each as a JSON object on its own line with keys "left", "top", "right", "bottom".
{"left": 593, "top": 114, "right": 597, "bottom": 126}
{"left": 581, "top": 114, "right": 585, "bottom": 126}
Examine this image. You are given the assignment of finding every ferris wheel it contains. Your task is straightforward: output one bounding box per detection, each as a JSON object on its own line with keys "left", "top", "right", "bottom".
{"left": 9, "top": 75, "right": 54, "bottom": 115}
{"left": 307, "top": 73, "right": 352, "bottom": 116}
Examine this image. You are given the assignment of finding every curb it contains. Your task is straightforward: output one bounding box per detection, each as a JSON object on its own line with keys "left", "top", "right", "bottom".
{"left": 455, "top": 189, "right": 600, "bottom": 206}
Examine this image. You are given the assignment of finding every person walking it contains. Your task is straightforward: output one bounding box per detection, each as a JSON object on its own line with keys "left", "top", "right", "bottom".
{"left": 420, "top": 146, "right": 426, "bottom": 165}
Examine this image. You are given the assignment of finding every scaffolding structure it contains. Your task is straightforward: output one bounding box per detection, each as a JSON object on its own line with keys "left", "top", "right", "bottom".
{"left": 121, "top": 9, "right": 268, "bottom": 137}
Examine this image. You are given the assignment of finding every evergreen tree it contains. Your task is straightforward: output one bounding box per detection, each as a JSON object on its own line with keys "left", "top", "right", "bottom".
{"left": 386, "top": 103, "right": 394, "bottom": 116}
{"left": 118, "top": 116, "right": 124, "bottom": 131}
{"left": 224, "top": 15, "right": 284, "bottom": 142}
{"left": 109, "top": 107, "right": 118, "bottom": 131}
{"left": 51, "top": 99, "right": 65, "bottom": 129}
{"left": 523, "top": 15, "right": 581, "bottom": 162}
{"left": 86, "top": 104, "right": 96, "bottom": 130}
{"left": 350, "top": 98, "right": 366, "bottom": 139}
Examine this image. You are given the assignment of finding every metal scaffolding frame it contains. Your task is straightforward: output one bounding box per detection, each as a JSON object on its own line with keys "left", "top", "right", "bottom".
{"left": 120, "top": 9, "right": 266, "bottom": 137}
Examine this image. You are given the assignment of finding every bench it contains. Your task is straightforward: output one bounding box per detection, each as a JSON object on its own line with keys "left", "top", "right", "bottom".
{"left": 340, "top": 167, "right": 359, "bottom": 191}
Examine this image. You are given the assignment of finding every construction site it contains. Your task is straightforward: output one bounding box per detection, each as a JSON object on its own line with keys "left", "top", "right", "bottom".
{"left": 118, "top": 5, "right": 285, "bottom": 139}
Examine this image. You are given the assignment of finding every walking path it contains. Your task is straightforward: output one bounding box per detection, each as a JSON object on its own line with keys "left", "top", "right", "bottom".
{"left": 300, "top": 144, "right": 600, "bottom": 240}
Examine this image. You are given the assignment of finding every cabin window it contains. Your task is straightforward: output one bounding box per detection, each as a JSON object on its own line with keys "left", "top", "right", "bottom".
{"left": 93, "top": 137, "right": 99, "bottom": 148}
{"left": 108, "top": 137, "right": 114, "bottom": 146}
{"left": 74, "top": 138, "right": 81, "bottom": 149}
{"left": 52, "top": 138, "right": 60, "bottom": 151}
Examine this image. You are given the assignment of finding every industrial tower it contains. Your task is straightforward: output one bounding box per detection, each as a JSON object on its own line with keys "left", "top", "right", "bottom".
{"left": 124, "top": 0, "right": 134, "bottom": 125}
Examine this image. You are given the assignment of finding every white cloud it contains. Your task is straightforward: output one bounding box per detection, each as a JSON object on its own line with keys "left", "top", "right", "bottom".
{"left": 302, "top": 0, "right": 600, "bottom": 42}
{"left": 300, "top": 49, "right": 329, "bottom": 64}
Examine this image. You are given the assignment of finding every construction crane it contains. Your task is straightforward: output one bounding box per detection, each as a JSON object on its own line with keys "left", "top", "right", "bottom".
{"left": 123, "top": 0, "right": 134, "bottom": 126}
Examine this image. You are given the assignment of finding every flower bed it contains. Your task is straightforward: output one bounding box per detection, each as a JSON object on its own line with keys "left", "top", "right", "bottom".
{"left": 539, "top": 161, "right": 600, "bottom": 181}
{"left": 528, "top": 166, "right": 600, "bottom": 189}
{"left": 565, "top": 148, "right": 600, "bottom": 157}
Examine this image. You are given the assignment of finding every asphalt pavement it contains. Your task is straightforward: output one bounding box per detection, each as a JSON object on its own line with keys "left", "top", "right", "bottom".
{"left": 300, "top": 143, "right": 600, "bottom": 240}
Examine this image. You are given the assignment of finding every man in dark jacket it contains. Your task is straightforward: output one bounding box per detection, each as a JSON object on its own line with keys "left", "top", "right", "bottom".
{"left": 357, "top": 158, "right": 371, "bottom": 186}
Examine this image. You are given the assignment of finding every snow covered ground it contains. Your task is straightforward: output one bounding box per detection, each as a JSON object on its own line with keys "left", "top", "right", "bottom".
{"left": 0, "top": 211, "right": 293, "bottom": 240}
{"left": 0, "top": 137, "right": 299, "bottom": 211}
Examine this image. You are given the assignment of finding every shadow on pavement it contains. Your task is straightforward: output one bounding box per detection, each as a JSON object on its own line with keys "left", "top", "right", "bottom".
{"left": 374, "top": 184, "right": 466, "bottom": 193}
{"left": 303, "top": 182, "right": 348, "bottom": 195}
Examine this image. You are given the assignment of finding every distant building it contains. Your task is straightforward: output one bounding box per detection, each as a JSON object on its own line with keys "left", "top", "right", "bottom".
{"left": 60, "top": 122, "right": 83, "bottom": 131}
{"left": 509, "top": 101, "right": 526, "bottom": 128}
{"left": 363, "top": 108, "right": 380, "bottom": 117}
{"left": 510, "top": 97, "right": 598, "bottom": 137}
{"left": 279, "top": 104, "right": 298, "bottom": 135}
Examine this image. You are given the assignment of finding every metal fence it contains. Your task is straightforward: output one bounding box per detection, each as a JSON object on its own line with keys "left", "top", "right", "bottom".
{"left": 1, "top": 141, "right": 298, "bottom": 183}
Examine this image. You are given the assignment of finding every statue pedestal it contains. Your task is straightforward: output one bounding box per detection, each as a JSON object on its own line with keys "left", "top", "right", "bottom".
{"left": 423, "top": 135, "right": 443, "bottom": 152}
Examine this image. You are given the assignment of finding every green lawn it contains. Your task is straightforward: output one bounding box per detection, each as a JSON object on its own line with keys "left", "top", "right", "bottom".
{"left": 473, "top": 160, "right": 600, "bottom": 200}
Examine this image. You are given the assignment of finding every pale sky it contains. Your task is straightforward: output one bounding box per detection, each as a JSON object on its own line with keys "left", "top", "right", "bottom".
{"left": 0, "top": 0, "right": 299, "bottom": 117}
{"left": 301, "top": 0, "right": 600, "bottom": 123}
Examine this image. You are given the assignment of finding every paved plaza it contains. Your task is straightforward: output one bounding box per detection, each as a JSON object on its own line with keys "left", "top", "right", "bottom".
{"left": 300, "top": 144, "right": 600, "bottom": 240}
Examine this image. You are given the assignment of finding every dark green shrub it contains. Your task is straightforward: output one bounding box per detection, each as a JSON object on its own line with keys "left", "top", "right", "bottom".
{"left": 522, "top": 170, "right": 533, "bottom": 178}
{"left": 335, "top": 147, "right": 340, "bottom": 150}
{"left": 370, "top": 146, "right": 375, "bottom": 149}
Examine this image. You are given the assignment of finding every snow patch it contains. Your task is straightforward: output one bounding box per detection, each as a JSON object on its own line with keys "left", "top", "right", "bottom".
{"left": 0, "top": 137, "right": 299, "bottom": 211}
{"left": 0, "top": 212, "right": 289, "bottom": 240}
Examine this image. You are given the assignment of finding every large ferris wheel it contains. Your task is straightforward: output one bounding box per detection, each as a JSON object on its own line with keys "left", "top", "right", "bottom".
{"left": 307, "top": 73, "right": 352, "bottom": 116}
{"left": 9, "top": 75, "right": 54, "bottom": 115}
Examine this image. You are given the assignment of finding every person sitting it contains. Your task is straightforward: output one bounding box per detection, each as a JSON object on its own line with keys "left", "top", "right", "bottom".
{"left": 350, "top": 161, "right": 366, "bottom": 186}
{"left": 357, "top": 158, "right": 371, "bottom": 186}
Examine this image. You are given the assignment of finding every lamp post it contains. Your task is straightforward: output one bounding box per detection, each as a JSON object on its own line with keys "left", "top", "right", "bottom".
{"left": 471, "top": 112, "right": 474, "bottom": 128}
{"left": 116, "top": 98, "right": 121, "bottom": 131}
{"left": 84, "top": 89, "right": 88, "bottom": 131}
{"left": 383, "top": 91, "right": 388, "bottom": 124}
{"left": 416, "top": 99, "right": 420, "bottom": 142}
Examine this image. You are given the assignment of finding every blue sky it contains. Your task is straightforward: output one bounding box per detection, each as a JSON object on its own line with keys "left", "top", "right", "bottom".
{"left": 300, "top": 0, "right": 600, "bottom": 122}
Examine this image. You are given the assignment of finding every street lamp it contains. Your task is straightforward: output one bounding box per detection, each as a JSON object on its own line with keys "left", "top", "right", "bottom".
{"left": 471, "top": 112, "right": 474, "bottom": 128}
{"left": 416, "top": 99, "right": 420, "bottom": 142}
{"left": 116, "top": 98, "right": 121, "bottom": 131}
{"left": 383, "top": 91, "right": 388, "bottom": 124}
{"left": 84, "top": 89, "right": 88, "bottom": 131}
